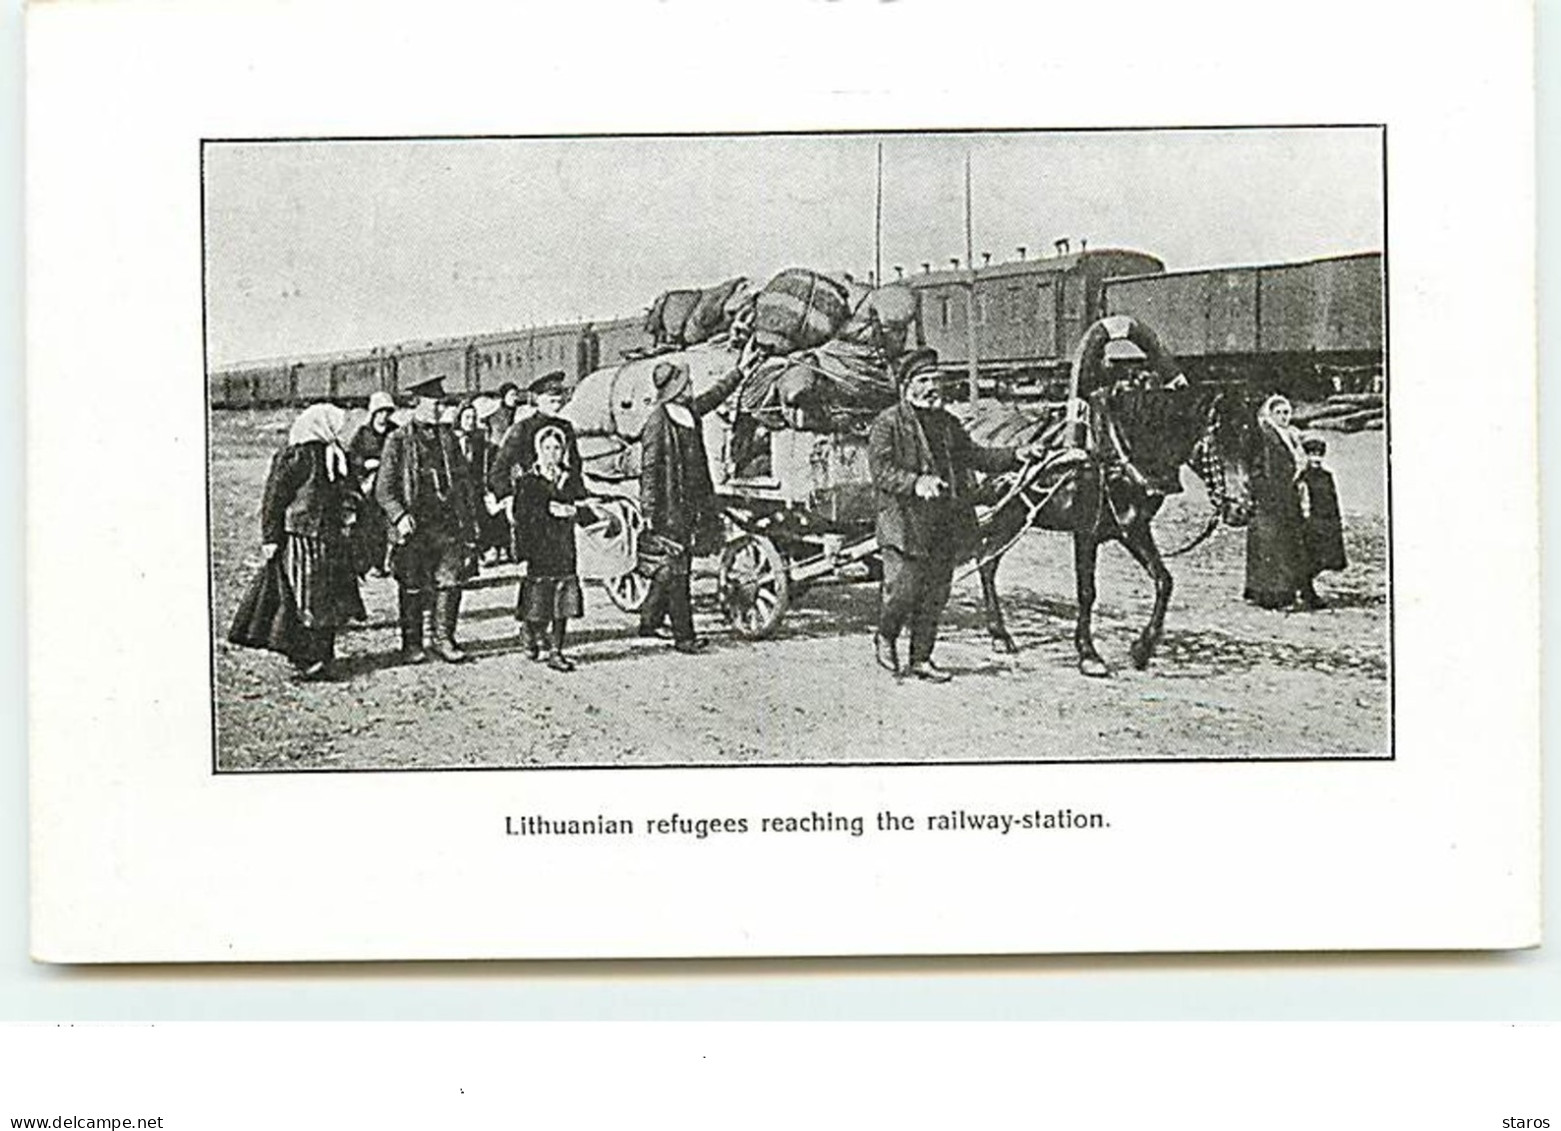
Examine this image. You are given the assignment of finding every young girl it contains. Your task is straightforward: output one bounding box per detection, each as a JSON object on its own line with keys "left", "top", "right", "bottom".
{"left": 512, "top": 425, "right": 587, "bottom": 671}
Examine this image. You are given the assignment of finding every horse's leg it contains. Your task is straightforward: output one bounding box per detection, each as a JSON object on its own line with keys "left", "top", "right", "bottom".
{"left": 1120, "top": 519, "right": 1173, "bottom": 670}
{"left": 977, "top": 556, "right": 1017, "bottom": 654}
{"left": 1073, "top": 532, "right": 1109, "bottom": 677}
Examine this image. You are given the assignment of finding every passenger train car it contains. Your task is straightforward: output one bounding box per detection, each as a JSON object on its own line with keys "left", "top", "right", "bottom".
{"left": 207, "top": 247, "right": 1384, "bottom": 409}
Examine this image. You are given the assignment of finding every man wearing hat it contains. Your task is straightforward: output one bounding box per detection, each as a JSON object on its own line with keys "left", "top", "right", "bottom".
{"left": 867, "top": 349, "right": 1044, "bottom": 682}
{"left": 347, "top": 389, "right": 398, "bottom": 577}
{"left": 489, "top": 370, "right": 583, "bottom": 504}
{"left": 375, "top": 374, "right": 479, "bottom": 663}
{"left": 636, "top": 344, "right": 759, "bottom": 651}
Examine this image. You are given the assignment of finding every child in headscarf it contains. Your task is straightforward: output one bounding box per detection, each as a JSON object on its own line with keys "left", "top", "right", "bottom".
{"left": 511, "top": 424, "right": 588, "bottom": 671}
{"left": 232, "top": 403, "right": 366, "bottom": 679}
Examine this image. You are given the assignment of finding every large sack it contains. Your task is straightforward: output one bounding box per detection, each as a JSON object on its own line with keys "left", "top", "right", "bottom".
{"left": 752, "top": 268, "right": 851, "bottom": 354}
{"left": 735, "top": 339, "right": 896, "bottom": 432}
{"left": 645, "top": 289, "right": 702, "bottom": 346}
{"left": 683, "top": 277, "right": 751, "bottom": 345}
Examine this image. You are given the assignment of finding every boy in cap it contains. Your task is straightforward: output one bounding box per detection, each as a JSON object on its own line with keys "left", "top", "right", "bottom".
{"left": 867, "top": 350, "right": 1045, "bottom": 682}
{"left": 375, "top": 374, "right": 479, "bottom": 663}
{"left": 1296, "top": 434, "right": 1346, "bottom": 609}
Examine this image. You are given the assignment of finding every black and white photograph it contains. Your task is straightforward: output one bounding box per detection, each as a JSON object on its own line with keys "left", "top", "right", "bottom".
{"left": 204, "top": 128, "right": 1389, "bottom": 771}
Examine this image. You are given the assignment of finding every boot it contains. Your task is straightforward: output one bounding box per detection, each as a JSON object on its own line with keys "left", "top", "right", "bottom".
{"left": 430, "top": 588, "right": 469, "bottom": 663}
{"left": 397, "top": 587, "right": 428, "bottom": 664}
{"left": 546, "top": 619, "right": 576, "bottom": 672}
{"left": 523, "top": 622, "right": 545, "bottom": 662}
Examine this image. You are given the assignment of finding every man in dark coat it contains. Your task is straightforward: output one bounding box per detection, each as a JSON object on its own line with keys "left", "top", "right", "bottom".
{"left": 375, "top": 375, "right": 479, "bottom": 663}
{"left": 636, "top": 348, "right": 753, "bottom": 651}
{"left": 867, "top": 350, "right": 1042, "bottom": 682}
{"left": 489, "top": 371, "right": 584, "bottom": 502}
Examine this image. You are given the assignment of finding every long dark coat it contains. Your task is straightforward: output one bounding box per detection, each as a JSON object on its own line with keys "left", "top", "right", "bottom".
{"left": 1244, "top": 422, "right": 1307, "bottom": 605}
{"left": 375, "top": 421, "right": 477, "bottom": 543}
{"left": 1298, "top": 466, "right": 1347, "bottom": 574}
{"left": 638, "top": 366, "right": 747, "bottom": 547}
{"left": 868, "top": 401, "right": 1018, "bottom": 560}
{"left": 513, "top": 470, "right": 586, "bottom": 577}
{"left": 261, "top": 441, "right": 359, "bottom": 544}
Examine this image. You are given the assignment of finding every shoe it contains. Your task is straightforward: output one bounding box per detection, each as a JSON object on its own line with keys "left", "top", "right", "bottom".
{"left": 906, "top": 660, "right": 953, "bottom": 684}
{"left": 546, "top": 652, "right": 577, "bottom": 673}
{"left": 295, "top": 660, "right": 335, "bottom": 682}
{"left": 873, "top": 632, "right": 900, "bottom": 675}
{"left": 637, "top": 624, "right": 671, "bottom": 639}
{"left": 672, "top": 638, "right": 710, "bottom": 654}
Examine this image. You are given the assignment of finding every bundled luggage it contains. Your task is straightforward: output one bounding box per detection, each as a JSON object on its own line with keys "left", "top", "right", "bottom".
{"left": 751, "top": 268, "right": 851, "bottom": 354}
{"left": 644, "top": 278, "right": 751, "bottom": 348}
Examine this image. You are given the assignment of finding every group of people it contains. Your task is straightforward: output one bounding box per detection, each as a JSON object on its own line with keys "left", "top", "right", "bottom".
{"left": 230, "top": 348, "right": 1349, "bottom": 688}
{"left": 231, "top": 345, "right": 758, "bottom": 681}
{"left": 1243, "top": 393, "right": 1347, "bottom": 611}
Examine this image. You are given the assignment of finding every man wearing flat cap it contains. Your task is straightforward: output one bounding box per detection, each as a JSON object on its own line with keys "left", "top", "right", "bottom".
{"left": 376, "top": 374, "right": 480, "bottom": 663}
{"left": 637, "top": 342, "right": 758, "bottom": 651}
{"left": 867, "top": 349, "right": 1044, "bottom": 682}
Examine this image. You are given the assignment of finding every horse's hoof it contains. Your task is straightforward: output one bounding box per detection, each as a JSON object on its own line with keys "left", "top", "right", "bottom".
{"left": 1079, "top": 656, "right": 1111, "bottom": 678}
{"left": 990, "top": 634, "right": 1018, "bottom": 656}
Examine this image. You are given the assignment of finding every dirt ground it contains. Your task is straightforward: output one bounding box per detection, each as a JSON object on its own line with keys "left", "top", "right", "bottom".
{"left": 209, "top": 409, "right": 1390, "bottom": 770}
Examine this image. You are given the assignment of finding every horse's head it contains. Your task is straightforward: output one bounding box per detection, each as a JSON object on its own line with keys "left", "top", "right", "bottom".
{"left": 1185, "top": 389, "right": 1257, "bottom": 527}
{"left": 1102, "top": 384, "right": 1255, "bottom": 525}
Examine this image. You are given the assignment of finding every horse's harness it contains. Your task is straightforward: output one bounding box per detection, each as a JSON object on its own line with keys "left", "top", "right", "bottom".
{"left": 960, "top": 394, "right": 1229, "bottom": 577}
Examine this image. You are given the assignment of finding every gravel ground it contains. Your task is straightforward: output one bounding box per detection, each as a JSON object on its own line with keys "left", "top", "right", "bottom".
{"left": 209, "top": 409, "right": 1390, "bottom": 770}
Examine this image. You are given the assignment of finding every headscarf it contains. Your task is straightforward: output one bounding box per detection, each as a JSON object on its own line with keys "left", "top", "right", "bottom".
{"left": 531, "top": 423, "right": 569, "bottom": 487}
{"left": 1258, "top": 394, "right": 1307, "bottom": 469}
{"left": 287, "top": 403, "right": 350, "bottom": 481}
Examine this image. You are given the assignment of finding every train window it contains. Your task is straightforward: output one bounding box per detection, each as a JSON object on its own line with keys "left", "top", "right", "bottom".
{"left": 940, "top": 295, "right": 951, "bottom": 329}
{"left": 1009, "top": 287, "right": 1022, "bottom": 324}
{"left": 975, "top": 294, "right": 988, "bottom": 326}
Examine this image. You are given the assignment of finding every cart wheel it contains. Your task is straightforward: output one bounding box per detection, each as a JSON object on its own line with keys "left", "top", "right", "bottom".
{"left": 718, "top": 533, "right": 790, "bottom": 639}
{"left": 604, "top": 571, "right": 650, "bottom": 614}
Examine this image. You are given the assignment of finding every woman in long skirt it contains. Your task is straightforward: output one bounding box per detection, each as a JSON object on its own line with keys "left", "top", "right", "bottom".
{"left": 235, "top": 403, "right": 366, "bottom": 679}
{"left": 1243, "top": 393, "right": 1308, "bottom": 609}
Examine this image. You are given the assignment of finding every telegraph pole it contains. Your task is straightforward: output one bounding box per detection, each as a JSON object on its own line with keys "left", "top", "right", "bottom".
{"left": 964, "top": 151, "right": 979, "bottom": 404}
{"left": 874, "top": 140, "right": 884, "bottom": 288}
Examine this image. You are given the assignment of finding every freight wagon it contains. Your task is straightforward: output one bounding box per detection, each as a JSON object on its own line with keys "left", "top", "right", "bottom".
{"left": 1103, "top": 252, "right": 1383, "bottom": 396}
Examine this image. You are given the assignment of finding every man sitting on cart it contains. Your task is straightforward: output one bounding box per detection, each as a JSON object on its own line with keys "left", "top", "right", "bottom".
{"left": 867, "top": 349, "right": 1047, "bottom": 683}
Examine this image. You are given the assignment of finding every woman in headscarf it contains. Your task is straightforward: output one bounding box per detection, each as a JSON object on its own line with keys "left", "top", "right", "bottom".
{"left": 454, "top": 397, "right": 508, "bottom": 566}
{"left": 347, "top": 390, "right": 397, "bottom": 576}
{"left": 511, "top": 424, "right": 588, "bottom": 671}
{"left": 1243, "top": 393, "right": 1309, "bottom": 609}
{"left": 235, "top": 403, "right": 366, "bottom": 679}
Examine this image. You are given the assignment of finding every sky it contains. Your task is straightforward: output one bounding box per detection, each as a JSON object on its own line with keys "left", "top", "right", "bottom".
{"left": 203, "top": 127, "right": 1384, "bottom": 367}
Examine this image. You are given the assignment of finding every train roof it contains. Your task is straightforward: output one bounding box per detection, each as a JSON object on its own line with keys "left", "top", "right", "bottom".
{"left": 901, "top": 247, "right": 1163, "bottom": 288}
{"left": 1104, "top": 249, "right": 1383, "bottom": 286}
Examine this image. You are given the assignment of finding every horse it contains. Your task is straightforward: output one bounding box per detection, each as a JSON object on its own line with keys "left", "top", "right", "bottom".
{"left": 958, "top": 382, "right": 1257, "bottom": 677}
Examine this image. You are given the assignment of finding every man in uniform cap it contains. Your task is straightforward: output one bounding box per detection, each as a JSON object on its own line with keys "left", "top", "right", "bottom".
{"left": 636, "top": 343, "right": 758, "bottom": 651}
{"left": 489, "top": 370, "right": 584, "bottom": 504}
{"left": 866, "top": 350, "right": 1044, "bottom": 682}
{"left": 375, "top": 374, "right": 479, "bottom": 663}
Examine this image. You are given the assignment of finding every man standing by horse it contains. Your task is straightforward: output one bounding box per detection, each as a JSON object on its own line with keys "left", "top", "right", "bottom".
{"left": 868, "top": 350, "right": 1044, "bottom": 682}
